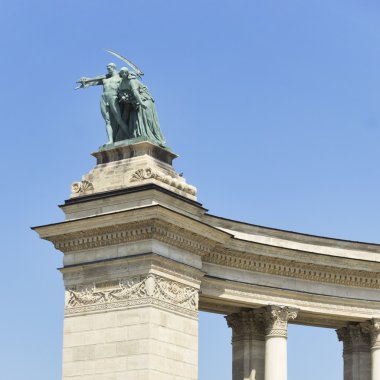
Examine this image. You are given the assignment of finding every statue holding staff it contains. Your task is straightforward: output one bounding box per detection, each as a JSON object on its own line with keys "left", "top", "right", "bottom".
{"left": 76, "top": 50, "right": 166, "bottom": 147}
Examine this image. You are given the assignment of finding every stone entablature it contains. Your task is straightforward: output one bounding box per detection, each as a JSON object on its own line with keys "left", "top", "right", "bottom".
{"left": 35, "top": 202, "right": 380, "bottom": 292}
{"left": 203, "top": 247, "right": 380, "bottom": 289}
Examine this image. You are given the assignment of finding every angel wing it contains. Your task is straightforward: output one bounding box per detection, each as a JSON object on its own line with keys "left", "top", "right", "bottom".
{"left": 106, "top": 49, "right": 144, "bottom": 78}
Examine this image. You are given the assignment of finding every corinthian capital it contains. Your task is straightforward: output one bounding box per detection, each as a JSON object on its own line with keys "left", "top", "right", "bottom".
{"left": 264, "top": 305, "right": 298, "bottom": 338}
{"left": 336, "top": 323, "right": 371, "bottom": 353}
{"left": 226, "top": 309, "right": 265, "bottom": 341}
{"left": 361, "top": 319, "right": 380, "bottom": 349}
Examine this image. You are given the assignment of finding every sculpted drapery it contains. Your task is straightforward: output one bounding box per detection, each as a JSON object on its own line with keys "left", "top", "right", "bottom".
{"left": 118, "top": 68, "right": 166, "bottom": 147}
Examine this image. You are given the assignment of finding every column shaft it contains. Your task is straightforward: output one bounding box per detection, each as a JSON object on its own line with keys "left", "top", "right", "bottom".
{"left": 264, "top": 306, "right": 298, "bottom": 380}
{"left": 372, "top": 348, "right": 380, "bottom": 380}
{"left": 265, "top": 336, "right": 287, "bottom": 380}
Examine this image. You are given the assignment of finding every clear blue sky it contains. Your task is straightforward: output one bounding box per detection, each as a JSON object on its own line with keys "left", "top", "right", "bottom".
{"left": 1, "top": 1, "right": 379, "bottom": 379}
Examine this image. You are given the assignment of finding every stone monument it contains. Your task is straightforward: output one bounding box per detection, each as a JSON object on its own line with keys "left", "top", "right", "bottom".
{"left": 34, "top": 52, "right": 380, "bottom": 380}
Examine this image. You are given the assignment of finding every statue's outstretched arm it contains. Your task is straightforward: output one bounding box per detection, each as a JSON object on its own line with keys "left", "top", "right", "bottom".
{"left": 75, "top": 75, "right": 106, "bottom": 89}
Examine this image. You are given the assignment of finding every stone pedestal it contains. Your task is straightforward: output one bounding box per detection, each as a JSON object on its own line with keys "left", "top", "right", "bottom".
{"left": 226, "top": 310, "right": 265, "bottom": 380}
{"left": 337, "top": 324, "right": 371, "bottom": 380}
{"left": 263, "top": 306, "right": 298, "bottom": 380}
{"left": 70, "top": 141, "right": 196, "bottom": 202}
{"left": 34, "top": 141, "right": 205, "bottom": 379}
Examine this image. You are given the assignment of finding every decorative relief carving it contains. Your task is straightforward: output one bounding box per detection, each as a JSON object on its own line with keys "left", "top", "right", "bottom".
{"left": 263, "top": 306, "right": 298, "bottom": 338}
{"left": 203, "top": 249, "right": 380, "bottom": 289}
{"left": 130, "top": 167, "right": 196, "bottom": 196}
{"left": 53, "top": 219, "right": 213, "bottom": 256}
{"left": 65, "top": 274, "right": 198, "bottom": 317}
{"left": 226, "top": 309, "right": 265, "bottom": 341}
{"left": 131, "top": 168, "right": 155, "bottom": 181}
{"left": 50, "top": 218, "right": 380, "bottom": 290}
{"left": 71, "top": 180, "right": 94, "bottom": 194}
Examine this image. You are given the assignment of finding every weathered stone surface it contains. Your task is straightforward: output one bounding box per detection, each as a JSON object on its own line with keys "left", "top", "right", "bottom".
{"left": 33, "top": 141, "right": 380, "bottom": 379}
{"left": 71, "top": 141, "right": 196, "bottom": 201}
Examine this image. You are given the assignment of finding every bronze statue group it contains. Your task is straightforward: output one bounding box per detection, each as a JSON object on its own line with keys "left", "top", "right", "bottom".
{"left": 77, "top": 52, "right": 166, "bottom": 147}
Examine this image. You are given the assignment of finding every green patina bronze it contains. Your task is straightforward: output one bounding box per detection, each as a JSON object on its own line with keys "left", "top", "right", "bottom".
{"left": 76, "top": 51, "right": 166, "bottom": 148}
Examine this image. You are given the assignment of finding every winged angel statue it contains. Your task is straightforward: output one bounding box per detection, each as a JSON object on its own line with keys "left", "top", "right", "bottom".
{"left": 76, "top": 50, "right": 166, "bottom": 147}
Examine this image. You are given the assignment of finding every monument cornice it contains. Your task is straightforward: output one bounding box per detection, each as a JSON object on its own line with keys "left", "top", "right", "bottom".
{"left": 227, "top": 238, "right": 380, "bottom": 270}
{"left": 50, "top": 219, "right": 217, "bottom": 256}
{"left": 204, "top": 213, "right": 380, "bottom": 254}
{"left": 34, "top": 204, "right": 380, "bottom": 290}
{"left": 32, "top": 204, "right": 230, "bottom": 253}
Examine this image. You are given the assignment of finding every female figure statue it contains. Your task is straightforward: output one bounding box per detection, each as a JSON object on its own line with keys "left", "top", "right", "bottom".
{"left": 118, "top": 67, "right": 166, "bottom": 147}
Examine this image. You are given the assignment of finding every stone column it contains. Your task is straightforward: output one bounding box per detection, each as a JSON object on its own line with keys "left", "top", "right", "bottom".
{"left": 226, "top": 310, "right": 266, "bottom": 380}
{"left": 263, "top": 306, "right": 298, "bottom": 380}
{"left": 336, "top": 323, "right": 371, "bottom": 380}
{"left": 363, "top": 319, "right": 380, "bottom": 380}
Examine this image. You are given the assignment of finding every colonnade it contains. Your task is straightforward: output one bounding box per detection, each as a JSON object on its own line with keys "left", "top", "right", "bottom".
{"left": 226, "top": 307, "right": 380, "bottom": 380}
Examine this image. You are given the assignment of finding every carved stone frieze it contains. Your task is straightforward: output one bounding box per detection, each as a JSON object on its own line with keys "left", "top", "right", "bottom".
{"left": 130, "top": 167, "right": 196, "bottom": 196}
{"left": 226, "top": 309, "right": 265, "bottom": 341}
{"left": 65, "top": 274, "right": 199, "bottom": 317}
{"left": 47, "top": 216, "right": 380, "bottom": 290}
{"left": 53, "top": 219, "right": 214, "bottom": 256}
{"left": 263, "top": 306, "right": 298, "bottom": 338}
{"left": 203, "top": 249, "right": 380, "bottom": 289}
